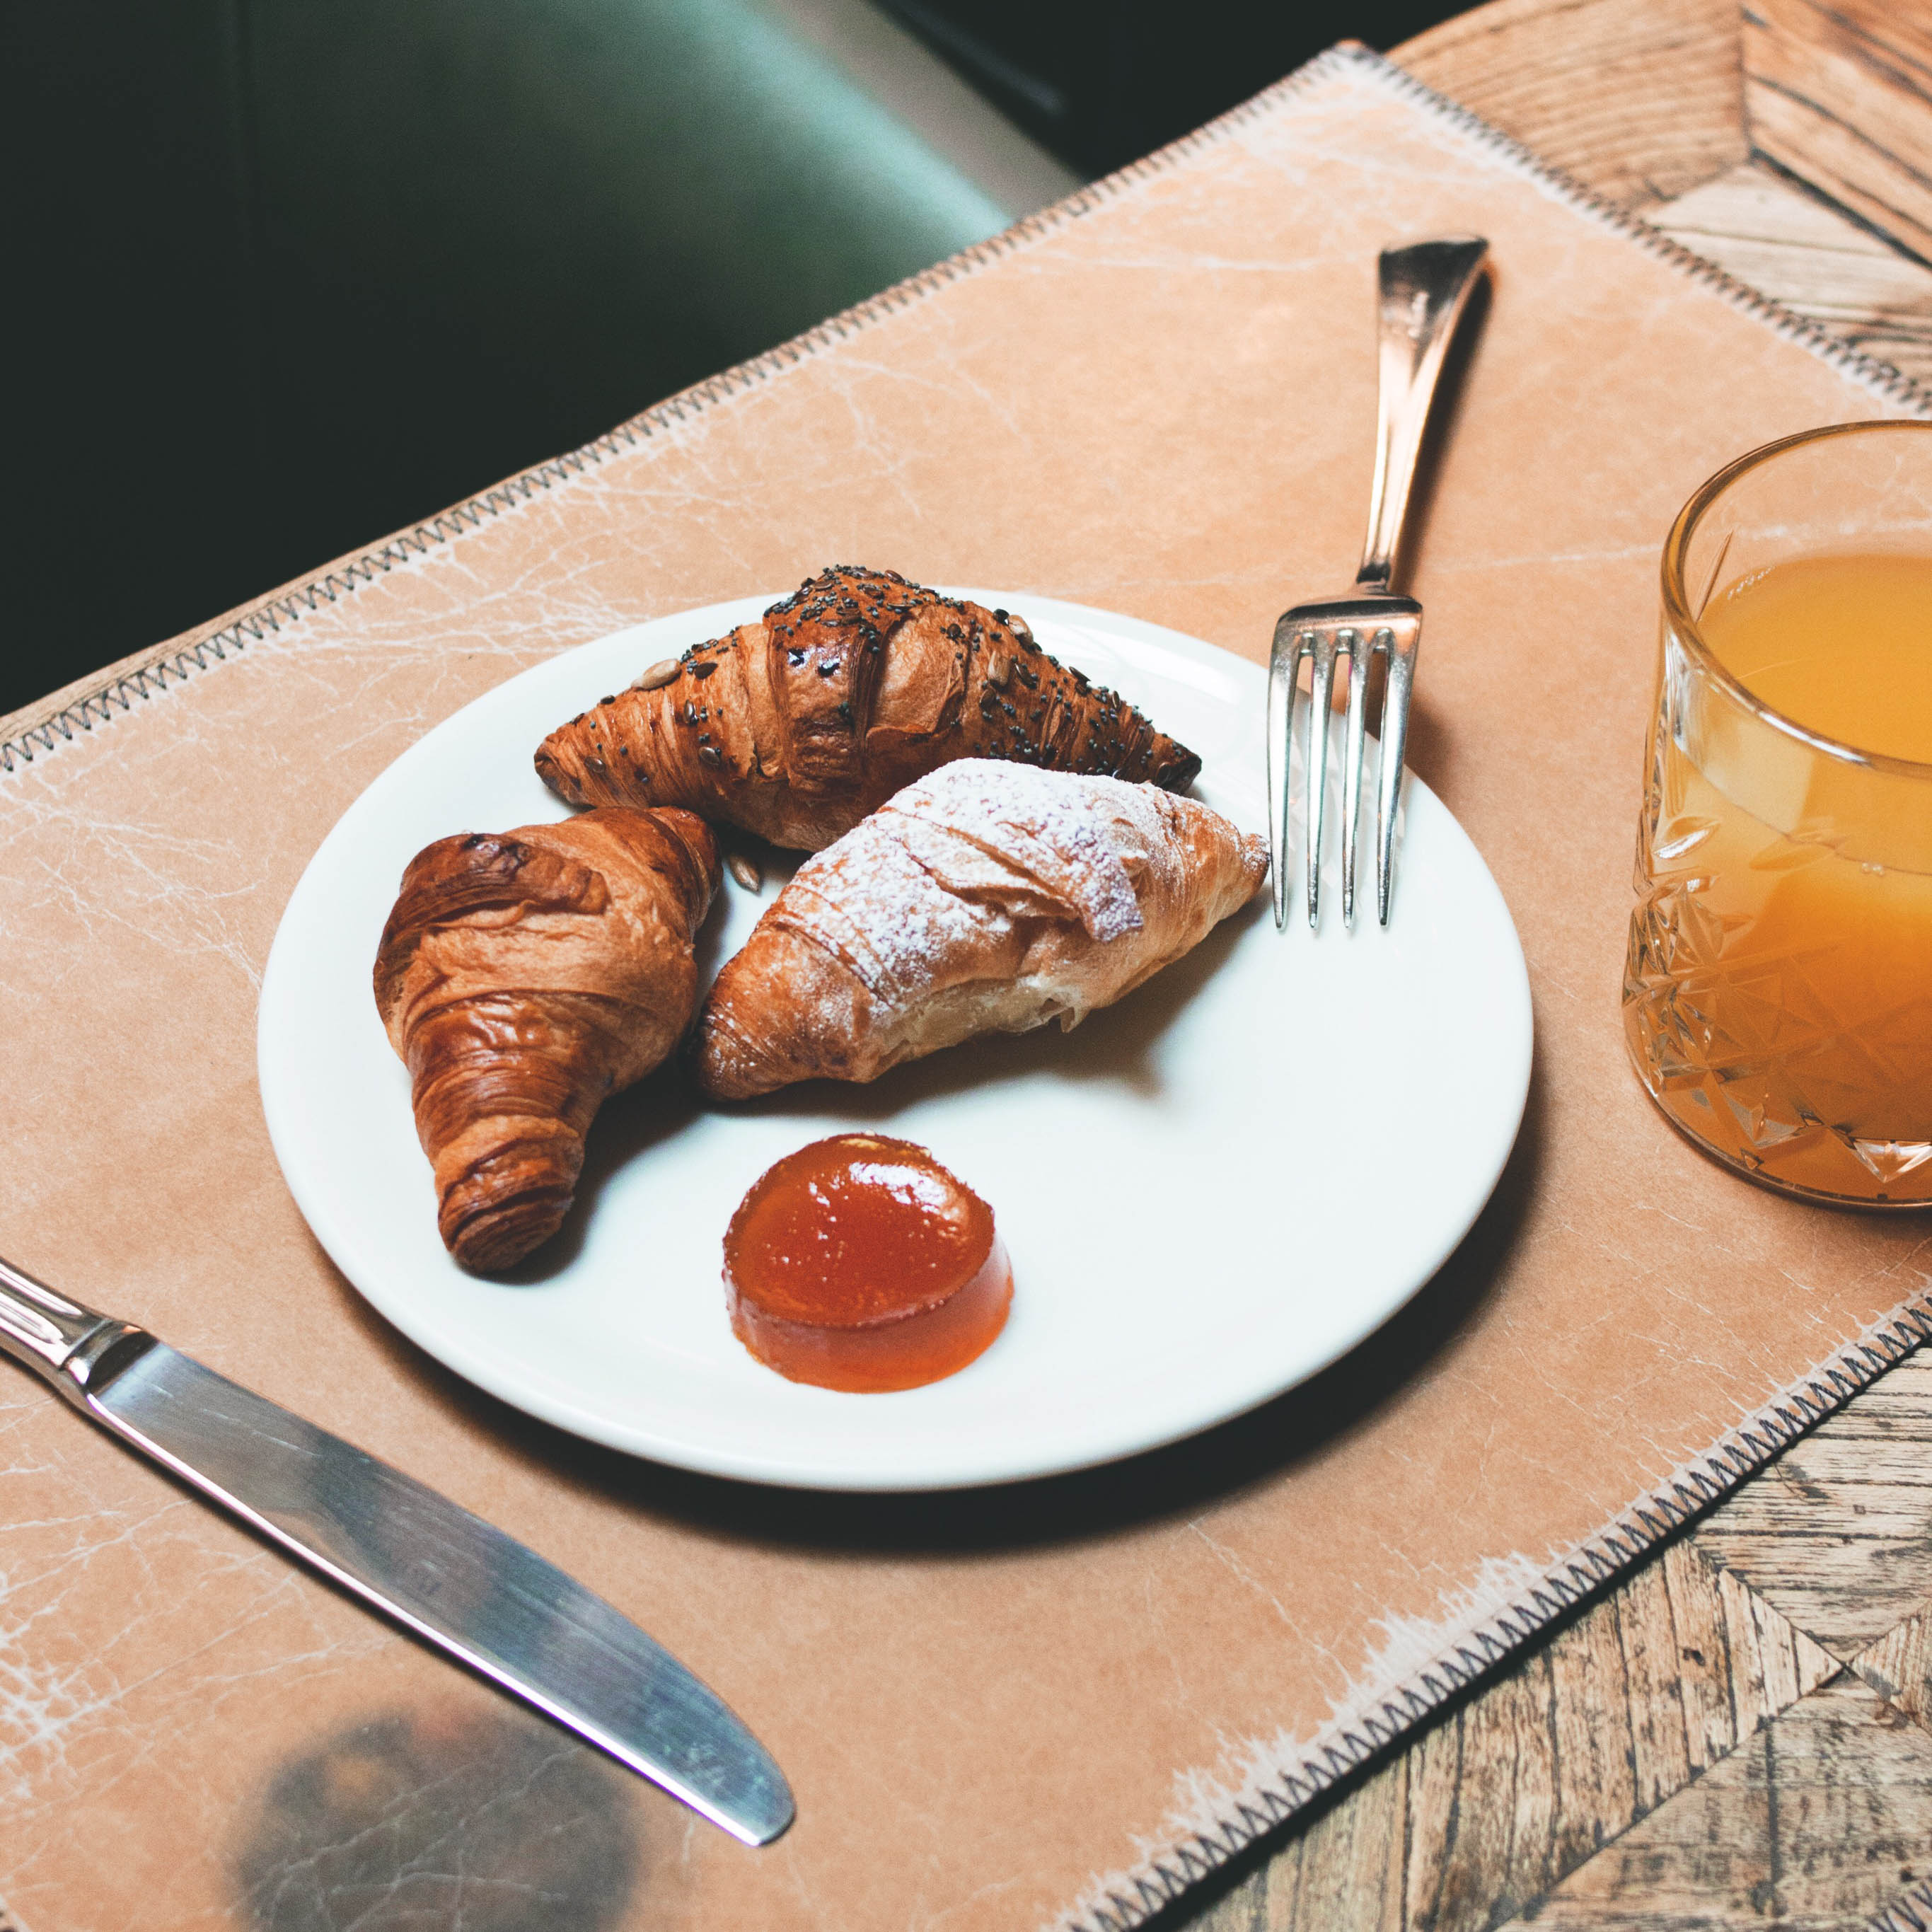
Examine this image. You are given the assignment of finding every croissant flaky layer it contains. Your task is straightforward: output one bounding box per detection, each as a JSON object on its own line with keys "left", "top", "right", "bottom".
{"left": 693, "top": 762, "right": 1267, "bottom": 1099}
{"left": 374, "top": 807, "right": 719, "bottom": 1270}
{"left": 533, "top": 565, "right": 1202, "bottom": 850}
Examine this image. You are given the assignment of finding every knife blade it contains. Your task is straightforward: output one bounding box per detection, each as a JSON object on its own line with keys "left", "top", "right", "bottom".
{"left": 0, "top": 1254, "right": 794, "bottom": 1847}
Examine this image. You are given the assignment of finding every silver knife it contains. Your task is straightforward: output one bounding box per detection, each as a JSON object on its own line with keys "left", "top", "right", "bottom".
{"left": 0, "top": 1253, "right": 794, "bottom": 1847}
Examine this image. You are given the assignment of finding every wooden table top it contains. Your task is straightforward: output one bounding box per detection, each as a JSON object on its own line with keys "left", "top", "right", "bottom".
{"left": 1184, "top": 3, "right": 1932, "bottom": 1927}
{"left": 3, "top": 12, "right": 1924, "bottom": 1931}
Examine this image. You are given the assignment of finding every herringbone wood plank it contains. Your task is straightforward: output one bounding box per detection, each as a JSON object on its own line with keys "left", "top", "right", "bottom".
{"left": 1182, "top": 1544, "right": 1838, "bottom": 1932}
{"left": 1505, "top": 1676, "right": 1932, "bottom": 1929}
{"left": 1689, "top": 1358, "right": 1932, "bottom": 1662}
{"left": 1177, "top": 5, "right": 1932, "bottom": 1925}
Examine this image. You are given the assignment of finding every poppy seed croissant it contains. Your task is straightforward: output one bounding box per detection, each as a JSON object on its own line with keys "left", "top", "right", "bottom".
{"left": 533, "top": 565, "right": 1201, "bottom": 851}
{"left": 374, "top": 806, "right": 719, "bottom": 1271}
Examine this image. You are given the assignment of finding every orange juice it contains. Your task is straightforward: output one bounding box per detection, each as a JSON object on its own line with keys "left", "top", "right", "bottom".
{"left": 1706, "top": 553, "right": 1932, "bottom": 760}
{"left": 1624, "top": 551, "right": 1932, "bottom": 1203}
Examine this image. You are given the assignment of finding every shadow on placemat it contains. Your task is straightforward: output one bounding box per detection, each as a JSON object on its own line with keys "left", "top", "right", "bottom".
{"left": 233, "top": 1699, "right": 642, "bottom": 1932}
{"left": 328, "top": 1051, "right": 1546, "bottom": 1554}
{"left": 498, "top": 896, "right": 1263, "bottom": 1289}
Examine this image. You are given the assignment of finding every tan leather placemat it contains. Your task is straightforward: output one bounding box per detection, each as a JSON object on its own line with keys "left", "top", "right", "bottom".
{"left": 4, "top": 46, "right": 1930, "bottom": 1932}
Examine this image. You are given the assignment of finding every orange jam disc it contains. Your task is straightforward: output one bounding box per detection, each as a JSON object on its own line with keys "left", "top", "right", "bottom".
{"left": 722, "top": 1134, "right": 1012, "bottom": 1393}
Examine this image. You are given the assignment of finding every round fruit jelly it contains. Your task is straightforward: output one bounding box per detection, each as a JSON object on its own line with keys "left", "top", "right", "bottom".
{"left": 722, "top": 1134, "right": 1012, "bottom": 1392}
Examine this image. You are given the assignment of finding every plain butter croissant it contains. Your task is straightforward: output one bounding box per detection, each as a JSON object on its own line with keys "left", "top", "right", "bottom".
{"left": 533, "top": 565, "right": 1201, "bottom": 850}
{"left": 374, "top": 807, "right": 719, "bottom": 1270}
{"left": 693, "top": 762, "right": 1266, "bottom": 1099}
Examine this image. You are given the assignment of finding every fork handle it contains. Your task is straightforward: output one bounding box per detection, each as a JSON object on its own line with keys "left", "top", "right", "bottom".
{"left": 1357, "top": 237, "right": 1488, "bottom": 593}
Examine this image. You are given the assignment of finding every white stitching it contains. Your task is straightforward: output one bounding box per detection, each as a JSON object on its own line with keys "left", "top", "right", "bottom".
{"left": 9, "top": 44, "right": 1922, "bottom": 783}
{"left": 7, "top": 52, "right": 1926, "bottom": 1927}
{"left": 1060, "top": 1290, "right": 1932, "bottom": 1931}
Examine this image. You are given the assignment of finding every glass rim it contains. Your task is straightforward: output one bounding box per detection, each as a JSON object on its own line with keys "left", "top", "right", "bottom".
{"left": 1661, "top": 418, "right": 1932, "bottom": 782}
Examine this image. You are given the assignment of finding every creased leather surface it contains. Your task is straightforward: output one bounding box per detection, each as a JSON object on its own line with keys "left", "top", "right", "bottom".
{"left": 4, "top": 48, "right": 1930, "bottom": 1932}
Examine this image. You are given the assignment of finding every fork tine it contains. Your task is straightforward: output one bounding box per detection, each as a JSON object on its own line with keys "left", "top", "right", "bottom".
{"left": 1339, "top": 632, "right": 1370, "bottom": 925}
{"left": 1375, "top": 624, "right": 1419, "bottom": 925}
{"left": 1266, "top": 625, "right": 1299, "bottom": 930}
{"left": 1304, "top": 630, "right": 1338, "bottom": 927}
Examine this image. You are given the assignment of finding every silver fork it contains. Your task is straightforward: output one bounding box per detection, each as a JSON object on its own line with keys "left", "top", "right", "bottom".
{"left": 1268, "top": 236, "right": 1489, "bottom": 930}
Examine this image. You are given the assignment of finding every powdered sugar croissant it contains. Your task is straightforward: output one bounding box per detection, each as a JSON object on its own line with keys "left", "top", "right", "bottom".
{"left": 533, "top": 565, "right": 1201, "bottom": 850}
{"left": 374, "top": 807, "right": 719, "bottom": 1270}
{"left": 693, "top": 763, "right": 1266, "bottom": 1099}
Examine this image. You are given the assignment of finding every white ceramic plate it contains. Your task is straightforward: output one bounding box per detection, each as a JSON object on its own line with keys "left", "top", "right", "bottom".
{"left": 259, "top": 594, "right": 1532, "bottom": 1491}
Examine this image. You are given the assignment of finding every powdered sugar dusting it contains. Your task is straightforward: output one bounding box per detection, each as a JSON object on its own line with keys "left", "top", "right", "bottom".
{"left": 781, "top": 823, "right": 1003, "bottom": 1003}
{"left": 891, "top": 761, "right": 1148, "bottom": 941}
{"left": 767, "top": 764, "right": 1163, "bottom": 1010}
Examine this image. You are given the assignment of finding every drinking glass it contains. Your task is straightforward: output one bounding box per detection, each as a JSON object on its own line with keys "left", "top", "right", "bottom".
{"left": 1624, "top": 421, "right": 1932, "bottom": 1207}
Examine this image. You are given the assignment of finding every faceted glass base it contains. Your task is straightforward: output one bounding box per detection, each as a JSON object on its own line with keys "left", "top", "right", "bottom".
{"left": 1628, "top": 423, "right": 1932, "bottom": 1211}
{"left": 1624, "top": 906, "right": 1932, "bottom": 1208}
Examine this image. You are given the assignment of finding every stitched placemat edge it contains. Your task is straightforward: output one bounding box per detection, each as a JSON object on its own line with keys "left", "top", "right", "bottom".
{"left": 1048, "top": 50, "right": 1932, "bottom": 1931}
{"left": 1064, "top": 1283, "right": 1932, "bottom": 1932}
{"left": 10, "top": 47, "right": 1931, "bottom": 1930}
{"left": 4, "top": 43, "right": 1924, "bottom": 785}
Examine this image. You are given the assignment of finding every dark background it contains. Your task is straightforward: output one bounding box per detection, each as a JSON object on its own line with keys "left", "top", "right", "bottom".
{"left": 2, "top": 0, "right": 1462, "bottom": 720}
{"left": 880, "top": 1, "right": 1460, "bottom": 177}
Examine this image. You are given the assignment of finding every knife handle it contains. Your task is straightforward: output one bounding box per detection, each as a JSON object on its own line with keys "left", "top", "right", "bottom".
{"left": 0, "top": 1254, "right": 152, "bottom": 1398}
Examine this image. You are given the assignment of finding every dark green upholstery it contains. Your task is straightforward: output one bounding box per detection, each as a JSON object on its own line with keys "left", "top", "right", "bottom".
{"left": 4, "top": 0, "right": 1026, "bottom": 715}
